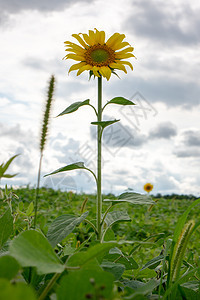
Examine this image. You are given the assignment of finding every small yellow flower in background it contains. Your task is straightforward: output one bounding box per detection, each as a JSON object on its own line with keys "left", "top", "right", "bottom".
{"left": 64, "top": 28, "right": 135, "bottom": 80}
{"left": 144, "top": 183, "right": 154, "bottom": 193}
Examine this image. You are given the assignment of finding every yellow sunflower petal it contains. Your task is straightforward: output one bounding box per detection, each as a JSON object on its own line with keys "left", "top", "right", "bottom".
{"left": 65, "top": 48, "right": 85, "bottom": 56}
{"left": 72, "top": 34, "right": 87, "bottom": 48}
{"left": 88, "top": 30, "right": 96, "bottom": 45}
{"left": 68, "top": 62, "right": 86, "bottom": 73}
{"left": 65, "top": 53, "right": 85, "bottom": 61}
{"left": 92, "top": 66, "right": 100, "bottom": 77}
{"left": 115, "top": 47, "right": 134, "bottom": 55}
{"left": 64, "top": 42, "right": 85, "bottom": 52}
{"left": 109, "top": 63, "right": 127, "bottom": 73}
{"left": 106, "top": 33, "right": 120, "bottom": 47}
{"left": 112, "top": 41, "right": 130, "bottom": 51}
{"left": 117, "top": 60, "right": 133, "bottom": 70}
{"left": 82, "top": 33, "right": 93, "bottom": 46}
{"left": 77, "top": 65, "right": 92, "bottom": 76}
{"left": 99, "top": 66, "right": 112, "bottom": 80}
{"left": 94, "top": 29, "right": 105, "bottom": 44}
{"left": 107, "top": 33, "right": 125, "bottom": 48}
{"left": 115, "top": 53, "right": 135, "bottom": 59}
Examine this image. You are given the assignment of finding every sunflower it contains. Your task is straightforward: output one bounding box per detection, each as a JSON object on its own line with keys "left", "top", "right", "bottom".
{"left": 144, "top": 183, "right": 154, "bottom": 193}
{"left": 63, "top": 29, "right": 135, "bottom": 80}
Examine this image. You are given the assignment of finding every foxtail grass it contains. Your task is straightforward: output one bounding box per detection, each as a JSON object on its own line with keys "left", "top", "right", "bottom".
{"left": 170, "top": 219, "right": 195, "bottom": 283}
{"left": 34, "top": 75, "right": 55, "bottom": 228}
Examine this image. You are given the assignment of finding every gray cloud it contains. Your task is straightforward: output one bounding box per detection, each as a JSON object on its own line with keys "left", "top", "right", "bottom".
{"left": 174, "top": 129, "right": 200, "bottom": 158}
{"left": 0, "top": 124, "right": 39, "bottom": 183}
{"left": 0, "top": 0, "right": 93, "bottom": 14}
{"left": 124, "top": 0, "right": 200, "bottom": 46}
{"left": 182, "top": 130, "right": 200, "bottom": 147}
{"left": 107, "top": 76, "right": 200, "bottom": 108}
{"left": 50, "top": 137, "right": 80, "bottom": 160}
{"left": 0, "top": 122, "right": 37, "bottom": 149}
{"left": 149, "top": 122, "right": 177, "bottom": 139}
{"left": 155, "top": 173, "right": 178, "bottom": 192}
{"left": 174, "top": 148, "right": 200, "bottom": 158}
{"left": 22, "top": 57, "right": 62, "bottom": 72}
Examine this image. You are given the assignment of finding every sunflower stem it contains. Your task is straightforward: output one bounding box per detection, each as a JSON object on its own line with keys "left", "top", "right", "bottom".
{"left": 97, "top": 76, "right": 102, "bottom": 241}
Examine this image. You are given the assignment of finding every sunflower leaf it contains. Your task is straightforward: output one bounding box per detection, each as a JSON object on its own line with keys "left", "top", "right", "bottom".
{"left": 91, "top": 119, "right": 120, "bottom": 129}
{"left": 57, "top": 99, "right": 90, "bottom": 116}
{"left": 104, "top": 211, "right": 131, "bottom": 227}
{"left": 104, "top": 192, "right": 155, "bottom": 205}
{"left": 44, "top": 162, "right": 86, "bottom": 177}
{"left": 47, "top": 212, "right": 89, "bottom": 248}
{"left": 106, "top": 97, "right": 135, "bottom": 106}
{"left": 9, "top": 230, "right": 64, "bottom": 275}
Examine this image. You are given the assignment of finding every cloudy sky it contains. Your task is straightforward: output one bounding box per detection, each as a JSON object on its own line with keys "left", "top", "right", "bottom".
{"left": 0, "top": 0, "right": 200, "bottom": 196}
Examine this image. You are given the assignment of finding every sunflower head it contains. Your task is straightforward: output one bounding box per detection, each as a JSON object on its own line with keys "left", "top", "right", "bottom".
{"left": 144, "top": 183, "right": 154, "bottom": 193}
{"left": 63, "top": 29, "right": 135, "bottom": 81}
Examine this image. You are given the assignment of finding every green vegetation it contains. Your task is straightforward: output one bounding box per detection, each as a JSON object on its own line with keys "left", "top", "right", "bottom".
{"left": 0, "top": 186, "right": 199, "bottom": 299}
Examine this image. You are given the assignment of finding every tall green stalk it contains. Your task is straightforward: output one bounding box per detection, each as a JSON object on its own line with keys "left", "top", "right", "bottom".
{"left": 97, "top": 76, "right": 102, "bottom": 240}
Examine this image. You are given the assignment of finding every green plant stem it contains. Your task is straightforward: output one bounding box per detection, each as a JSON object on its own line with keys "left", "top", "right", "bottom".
{"left": 85, "top": 167, "right": 98, "bottom": 185}
{"left": 34, "top": 152, "right": 43, "bottom": 229}
{"left": 100, "top": 228, "right": 108, "bottom": 243}
{"left": 101, "top": 204, "right": 113, "bottom": 226}
{"left": 38, "top": 272, "right": 60, "bottom": 300}
{"left": 88, "top": 103, "right": 98, "bottom": 116}
{"left": 97, "top": 76, "right": 102, "bottom": 240}
{"left": 85, "top": 219, "right": 98, "bottom": 234}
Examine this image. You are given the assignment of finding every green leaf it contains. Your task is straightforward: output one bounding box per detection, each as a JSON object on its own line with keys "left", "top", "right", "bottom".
{"left": 178, "top": 284, "right": 199, "bottom": 300}
{"left": 104, "top": 228, "right": 115, "bottom": 241}
{"left": 91, "top": 119, "right": 120, "bottom": 129}
{"left": 0, "top": 255, "right": 20, "bottom": 280}
{"left": 135, "top": 268, "right": 157, "bottom": 279}
{"left": 66, "top": 242, "right": 117, "bottom": 267}
{"left": 141, "top": 255, "right": 164, "bottom": 270}
{"left": 57, "top": 263, "right": 114, "bottom": 300}
{"left": 104, "top": 210, "right": 131, "bottom": 228}
{"left": 173, "top": 198, "right": 200, "bottom": 243}
{"left": 101, "top": 260, "right": 125, "bottom": 280}
{"left": 105, "top": 248, "right": 138, "bottom": 270}
{"left": 104, "top": 192, "right": 155, "bottom": 205}
{"left": 123, "top": 278, "right": 159, "bottom": 296}
{"left": 1, "top": 174, "right": 18, "bottom": 178}
{"left": 26, "top": 202, "right": 34, "bottom": 216}
{"left": 0, "top": 208, "right": 13, "bottom": 248}
{"left": 57, "top": 100, "right": 90, "bottom": 116}
{"left": 1, "top": 154, "right": 19, "bottom": 174}
{"left": 9, "top": 230, "right": 65, "bottom": 275}
{"left": 122, "top": 279, "right": 145, "bottom": 290}
{"left": 181, "top": 281, "right": 200, "bottom": 292}
{"left": 47, "top": 211, "right": 89, "bottom": 248}
{"left": 106, "top": 97, "right": 135, "bottom": 106}
{"left": 0, "top": 279, "right": 36, "bottom": 300}
{"left": 117, "top": 256, "right": 139, "bottom": 270}
{"left": 63, "top": 245, "right": 76, "bottom": 256}
{"left": 44, "top": 162, "right": 86, "bottom": 177}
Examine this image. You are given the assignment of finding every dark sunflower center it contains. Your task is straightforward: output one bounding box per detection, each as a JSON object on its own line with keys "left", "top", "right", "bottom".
{"left": 85, "top": 44, "right": 115, "bottom": 67}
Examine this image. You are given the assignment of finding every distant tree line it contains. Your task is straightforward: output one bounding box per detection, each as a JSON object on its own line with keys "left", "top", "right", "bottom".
{"left": 153, "top": 193, "right": 198, "bottom": 200}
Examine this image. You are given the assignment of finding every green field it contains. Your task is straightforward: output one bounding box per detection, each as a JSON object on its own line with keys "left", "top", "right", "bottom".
{"left": 0, "top": 186, "right": 199, "bottom": 299}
